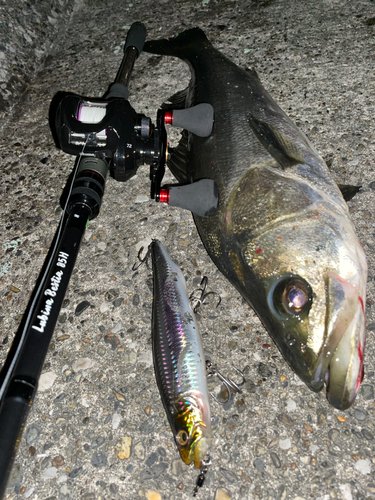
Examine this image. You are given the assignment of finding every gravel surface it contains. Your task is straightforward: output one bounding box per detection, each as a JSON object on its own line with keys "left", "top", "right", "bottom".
{"left": 0, "top": 0, "right": 77, "bottom": 128}
{"left": 1, "top": 1, "right": 375, "bottom": 499}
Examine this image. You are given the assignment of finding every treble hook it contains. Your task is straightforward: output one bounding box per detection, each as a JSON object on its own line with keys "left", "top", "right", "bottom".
{"left": 132, "top": 245, "right": 151, "bottom": 271}
{"left": 205, "top": 358, "right": 246, "bottom": 405}
{"left": 189, "top": 276, "right": 221, "bottom": 313}
{"left": 193, "top": 454, "right": 211, "bottom": 497}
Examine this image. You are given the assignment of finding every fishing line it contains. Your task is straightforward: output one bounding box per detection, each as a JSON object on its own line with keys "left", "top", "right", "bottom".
{"left": 0, "top": 140, "right": 90, "bottom": 401}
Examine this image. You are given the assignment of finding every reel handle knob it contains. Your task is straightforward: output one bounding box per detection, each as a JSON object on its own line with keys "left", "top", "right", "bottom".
{"left": 164, "top": 103, "right": 214, "bottom": 137}
{"left": 159, "top": 179, "right": 218, "bottom": 217}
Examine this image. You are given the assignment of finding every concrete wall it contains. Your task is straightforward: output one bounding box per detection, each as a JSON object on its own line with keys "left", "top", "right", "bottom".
{"left": 0, "top": 0, "right": 79, "bottom": 124}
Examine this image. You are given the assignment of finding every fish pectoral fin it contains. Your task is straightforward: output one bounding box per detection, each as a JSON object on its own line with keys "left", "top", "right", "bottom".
{"left": 337, "top": 183, "right": 361, "bottom": 202}
{"left": 162, "top": 88, "right": 189, "bottom": 110}
{"left": 248, "top": 114, "right": 305, "bottom": 169}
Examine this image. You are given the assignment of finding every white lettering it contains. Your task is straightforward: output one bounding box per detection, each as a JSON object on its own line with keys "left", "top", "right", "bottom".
{"left": 32, "top": 265, "right": 65, "bottom": 333}
{"left": 32, "top": 325, "right": 44, "bottom": 333}
{"left": 57, "top": 252, "right": 69, "bottom": 269}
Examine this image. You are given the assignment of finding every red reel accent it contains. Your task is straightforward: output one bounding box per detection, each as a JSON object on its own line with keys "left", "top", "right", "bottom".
{"left": 164, "top": 111, "right": 173, "bottom": 125}
{"left": 159, "top": 188, "right": 170, "bottom": 204}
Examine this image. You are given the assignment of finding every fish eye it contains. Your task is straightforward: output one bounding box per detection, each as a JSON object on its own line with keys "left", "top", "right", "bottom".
{"left": 272, "top": 277, "right": 312, "bottom": 317}
{"left": 282, "top": 280, "right": 309, "bottom": 313}
{"left": 176, "top": 429, "right": 189, "bottom": 446}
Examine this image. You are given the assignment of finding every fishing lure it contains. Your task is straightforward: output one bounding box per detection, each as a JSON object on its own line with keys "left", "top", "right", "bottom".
{"left": 150, "top": 239, "right": 211, "bottom": 469}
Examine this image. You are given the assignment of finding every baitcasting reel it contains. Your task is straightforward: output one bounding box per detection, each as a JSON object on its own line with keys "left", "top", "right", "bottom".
{"left": 54, "top": 91, "right": 216, "bottom": 216}
{"left": 54, "top": 90, "right": 166, "bottom": 186}
{"left": 53, "top": 22, "right": 217, "bottom": 218}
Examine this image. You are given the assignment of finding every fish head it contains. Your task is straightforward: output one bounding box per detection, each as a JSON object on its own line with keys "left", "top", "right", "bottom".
{"left": 172, "top": 393, "right": 211, "bottom": 468}
{"left": 227, "top": 204, "right": 367, "bottom": 410}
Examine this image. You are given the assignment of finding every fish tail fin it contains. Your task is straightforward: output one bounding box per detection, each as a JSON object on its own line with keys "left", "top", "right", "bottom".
{"left": 143, "top": 28, "right": 210, "bottom": 59}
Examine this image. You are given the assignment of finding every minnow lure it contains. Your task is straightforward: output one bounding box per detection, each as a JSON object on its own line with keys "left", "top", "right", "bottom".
{"left": 150, "top": 239, "right": 211, "bottom": 468}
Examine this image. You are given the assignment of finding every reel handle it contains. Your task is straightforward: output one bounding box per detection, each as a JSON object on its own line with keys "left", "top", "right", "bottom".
{"left": 164, "top": 103, "right": 214, "bottom": 137}
{"left": 124, "top": 21, "right": 147, "bottom": 56}
{"left": 112, "top": 22, "right": 147, "bottom": 92}
{"left": 158, "top": 179, "right": 218, "bottom": 217}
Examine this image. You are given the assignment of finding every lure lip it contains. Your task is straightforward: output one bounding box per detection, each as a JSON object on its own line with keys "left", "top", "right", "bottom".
{"left": 177, "top": 423, "right": 210, "bottom": 468}
{"left": 172, "top": 393, "right": 211, "bottom": 468}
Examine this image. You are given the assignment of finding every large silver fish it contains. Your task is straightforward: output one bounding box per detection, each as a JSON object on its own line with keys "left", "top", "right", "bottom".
{"left": 150, "top": 239, "right": 211, "bottom": 467}
{"left": 144, "top": 29, "right": 368, "bottom": 410}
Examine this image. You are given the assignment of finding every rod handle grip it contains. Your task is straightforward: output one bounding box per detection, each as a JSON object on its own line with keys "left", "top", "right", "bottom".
{"left": 0, "top": 395, "right": 31, "bottom": 499}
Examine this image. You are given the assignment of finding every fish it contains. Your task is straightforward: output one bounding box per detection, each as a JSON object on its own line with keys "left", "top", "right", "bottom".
{"left": 150, "top": 239, "right": 211, "bottom": 467}
{"left": 144, "top": 29, "right": 368, "bottom": 410}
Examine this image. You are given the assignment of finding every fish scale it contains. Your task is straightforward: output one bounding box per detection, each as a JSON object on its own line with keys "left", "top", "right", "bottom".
{"left": 150, "top": 240, "right": 211, "bottom": 468}
{"left": 144, "top": 28, "right": 367, "bottom": 410}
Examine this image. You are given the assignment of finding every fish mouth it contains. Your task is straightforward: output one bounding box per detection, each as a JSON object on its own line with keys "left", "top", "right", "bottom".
{"left": 324, "top": 348, "right": 365, "bottom": 411}
{"left": 314, "top": 272, "right": 366, "bottom": 410}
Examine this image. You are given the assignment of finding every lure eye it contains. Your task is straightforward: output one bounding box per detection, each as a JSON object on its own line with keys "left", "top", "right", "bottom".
{"left": 271, "top": 277, "right": 312, "bottom": 317}
{"left": 176, "top": 430, "right": 189, "bottom": 446}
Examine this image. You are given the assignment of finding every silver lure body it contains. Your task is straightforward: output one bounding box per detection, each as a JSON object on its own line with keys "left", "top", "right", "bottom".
{"left": 150, "top": 240, "right": 211, "bottom": 467}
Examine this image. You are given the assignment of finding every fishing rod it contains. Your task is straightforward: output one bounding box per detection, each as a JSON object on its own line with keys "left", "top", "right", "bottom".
{"left": 0, "top": 22, "right": 216, "bottom": 498}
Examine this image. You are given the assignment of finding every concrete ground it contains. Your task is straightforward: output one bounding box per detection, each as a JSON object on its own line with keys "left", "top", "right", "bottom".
{"left": 1, "top": 0, "right": 375, "bottom": 499}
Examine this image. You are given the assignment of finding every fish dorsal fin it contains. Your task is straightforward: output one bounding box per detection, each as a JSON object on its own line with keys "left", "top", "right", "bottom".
{"left": 162, "top": 88, "right": 189, "bottom": 110}
{"left": 337, "top": 184, "right": 361, "bottom": 202}
{"left": 248, "top": 114, "right": 305, "bottom": 169}
{"left": 168, "top": 130, "right": 190, "bottom": 183}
